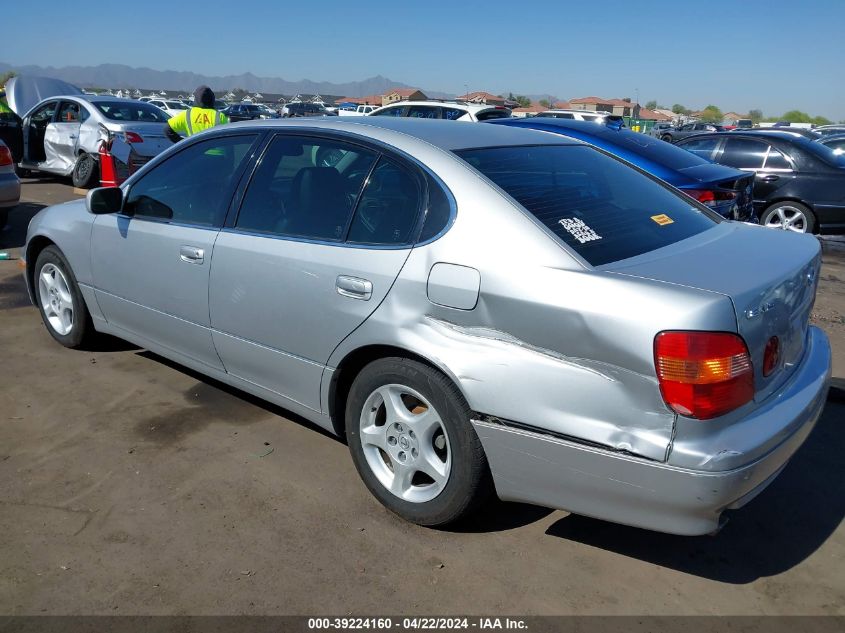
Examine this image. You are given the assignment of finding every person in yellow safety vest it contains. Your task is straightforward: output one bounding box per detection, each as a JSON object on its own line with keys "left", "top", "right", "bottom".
{"left": 164, "top": 85, "right": 228, "bottom": 143}
{"left": 0, "top": 86, "right": 14, "bottom": 118}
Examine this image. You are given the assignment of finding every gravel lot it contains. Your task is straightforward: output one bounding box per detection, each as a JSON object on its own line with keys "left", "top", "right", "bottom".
{"left": 1, "top": 178, "right": 843, "bottom": 616}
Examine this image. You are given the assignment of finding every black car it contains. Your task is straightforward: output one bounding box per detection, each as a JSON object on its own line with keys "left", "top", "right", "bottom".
{"left": 221, "top": 104, "right": 279, "bottom": 122}
{"left": 0, "top": 108, "right": 23, "bottom": 166}
{"left": 818, "top": 133, "right": 845, "bottom": 154}
{"left": 677, "top": 130, "right": 845, "bottom": 234}
{"left": 282, "top": 102, "right": 337, "bottom": 118}
{"left": 659, "top": 122, "right": 725, "bottom": 143}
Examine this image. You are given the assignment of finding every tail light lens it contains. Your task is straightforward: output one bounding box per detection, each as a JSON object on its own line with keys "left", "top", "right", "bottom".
{"left": 123, "top": 131, "right": 144, "bottom": 144}
{"left": 0, "top": 145, "right": 12, "bottom": 167}
{"left": 763, "top": 336, "right": 780, "bottom": 377}
{"left": 684, "top": 189, "right": 737, "bottom": 208}
{"left": 654, "top": 331, "right": 754, "bottom": 420}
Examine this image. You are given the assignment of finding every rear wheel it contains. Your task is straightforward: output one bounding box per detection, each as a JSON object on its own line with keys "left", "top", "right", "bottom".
{"left": 34, "top": 245, "right": 96, "bottom": 348}
{"left": 661, "top": 134, "right": 673, "bottom": 142}
{"left": 71, "top": 152, "right": 98, "bottom": 189}
{"left": 761, "top": 201, "right": 815, "bottom": 234}
{"left": 345, "top": 358, "right": 492, "bottom": 526}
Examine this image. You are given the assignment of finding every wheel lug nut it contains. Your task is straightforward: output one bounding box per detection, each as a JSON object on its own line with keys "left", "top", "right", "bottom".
{"left": 398, "top": 451, "right": 406, "bottom": 462}
{"left": 409, "top": 430, "right": 415, "bottom": 439}
{"left": 387, "top": 436, "right": 397, "bottom": 445}
{"left": 411, "top": 448, "right": 418, "bottom": 458}
{"left": 395, "top": 423, "right": 403, "bottom": 432}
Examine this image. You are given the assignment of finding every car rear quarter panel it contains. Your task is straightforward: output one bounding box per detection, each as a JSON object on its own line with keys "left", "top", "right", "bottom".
{"left": 328, "top": 145, "right": 739, "bottom": 462}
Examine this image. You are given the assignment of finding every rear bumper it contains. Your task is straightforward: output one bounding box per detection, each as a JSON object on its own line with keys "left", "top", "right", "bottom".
{"left": 0, "top": 171, "right": 21, "bottom": 208}
{"left": 472, "top": 326, "right": 831, "bottom": 535}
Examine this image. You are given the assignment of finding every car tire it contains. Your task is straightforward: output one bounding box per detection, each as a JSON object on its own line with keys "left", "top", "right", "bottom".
{"left": 34, "top": 245, "right": 96, "bottom": 348}
{"left": 661, "top": 134, "right": 674, "bottom": 142}
{"left": 71, "top": 152, "right": 98, "bottom": 189}
{"left": 345, "top": 357, "right": 493, "bottom": 526}
{"left": 761, "top": 201, "right": 815, "bottom": 234}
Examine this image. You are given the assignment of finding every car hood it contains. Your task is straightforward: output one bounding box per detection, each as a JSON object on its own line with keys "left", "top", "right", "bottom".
{"left": 5, "top": 76, "right": 84, "bottom": 116}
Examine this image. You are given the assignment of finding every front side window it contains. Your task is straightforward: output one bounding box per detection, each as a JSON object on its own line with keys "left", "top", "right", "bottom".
{"left": 455, "top": 145, "right": 717, "bottom": 267}
{"left": 678, "top": 136, "right": 721, "bottom": 161}
{"left": 31, "top": 101, "right": 58, "bottom": 123}
{"left": 124, "top": 134, "right": 258, "bottom": 227}
{"left": 236, "top": 135, "right": 377, "bottom": 241}
{"left": 719, "top": 138, "right": 768, "bottom": 169}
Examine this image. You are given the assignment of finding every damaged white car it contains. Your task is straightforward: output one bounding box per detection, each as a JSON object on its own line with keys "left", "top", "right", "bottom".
{"left": 5, "top": 76, "right": 173, "bottom": 188}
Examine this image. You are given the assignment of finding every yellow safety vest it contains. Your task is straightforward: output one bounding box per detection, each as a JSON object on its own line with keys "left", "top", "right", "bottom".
{"left": 168, "top": 107, "right": 228, "bottom": 137}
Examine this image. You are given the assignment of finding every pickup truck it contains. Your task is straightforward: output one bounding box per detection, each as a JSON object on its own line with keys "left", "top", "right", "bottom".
{"left": 338, "top": 104, "right": 378, "bottom": 117}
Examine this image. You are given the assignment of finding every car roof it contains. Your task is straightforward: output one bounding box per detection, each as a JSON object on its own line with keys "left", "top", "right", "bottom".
{"left": 374, "top": 101, "right": 503, "bottom": 112}
{"left": 225, "top": 117, "right": 582, "bottom": 151}
{"left": 541, "top": 109, "right": 604, "bottom": 115}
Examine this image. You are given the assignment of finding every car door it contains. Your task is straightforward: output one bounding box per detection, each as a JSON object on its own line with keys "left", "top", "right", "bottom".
{"left": 209, "top": 133, "right": 424, "bottom": 411}
{"left": 715, "top": 136, "right": 785, "bottom": 200}
{"left": 90, "top": 132, "right": 261, "bottom": 369}
{"left": 23, "top": 100, "right": 59, "bottom": 165}
{"left": 43, "top": 101, "right": 84, "bottom": 174}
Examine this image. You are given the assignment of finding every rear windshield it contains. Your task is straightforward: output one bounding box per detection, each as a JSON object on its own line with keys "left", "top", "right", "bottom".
{"left": 476, "top": 109, "right": 511, "bottom": 121}
{"left": 454, "top": 145, "right": 718, "bottom": 266}
{"left": 94, "top": 101, "right": 170, "bottom": 122}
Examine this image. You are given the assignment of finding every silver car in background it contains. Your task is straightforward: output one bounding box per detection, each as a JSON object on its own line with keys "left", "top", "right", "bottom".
{"left": 5, "top": 76, "right": 172, "bottom": 188}
{"left": 22, "top": 118, "right": 831, "bottom": 535}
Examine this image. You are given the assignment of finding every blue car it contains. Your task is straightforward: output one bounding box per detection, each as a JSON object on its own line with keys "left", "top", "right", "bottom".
{"left": 487, "top": 118, "right": 757, "bottom": 222}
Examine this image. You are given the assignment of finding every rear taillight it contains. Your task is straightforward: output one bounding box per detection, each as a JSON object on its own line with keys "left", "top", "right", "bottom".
{"left": 684, "top": 189, "right": 737, "bottom": 208}
{"left": 123, "top": 132, "right": 144, "bottom": 144}
{"left": 0, "top": 145, "right": 12, "bottom": 167}
{"left": 763, "top": 336, "right": 780, "bottom": 377}
{"left": 654, "top": 331, "right": 754, "bottom": 420}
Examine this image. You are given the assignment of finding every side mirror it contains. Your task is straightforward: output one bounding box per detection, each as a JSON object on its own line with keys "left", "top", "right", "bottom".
{"left": 86, "top": 187, "right": 123, "bottom": 214}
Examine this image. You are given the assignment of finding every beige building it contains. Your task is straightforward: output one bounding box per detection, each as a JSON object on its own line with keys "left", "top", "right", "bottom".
{"left": 382, "top": 88, "right": 427, "bottom": 106}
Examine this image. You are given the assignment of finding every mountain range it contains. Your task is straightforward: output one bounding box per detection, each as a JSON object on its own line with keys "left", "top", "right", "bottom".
{"left": 0, "top": 62, "right": 456, "bottom": 99}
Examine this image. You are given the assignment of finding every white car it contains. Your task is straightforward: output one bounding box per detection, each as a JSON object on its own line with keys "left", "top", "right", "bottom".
{"left": 534, "top": 109, "right": 610, "bottom": 123}
{"left": 339, "top": 104, "right": 379, "bottom": 117}
{"left": 367, "top": 101, "right": 511, "bottom": 122}
{"left": 147, "top": 99, "right": 188, "bottom": 117}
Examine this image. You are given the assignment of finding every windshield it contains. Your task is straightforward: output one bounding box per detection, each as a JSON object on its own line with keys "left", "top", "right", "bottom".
{"left": 165, "top": 101, "right": 187, "bottom": 109}
{"left": 94, "top": 101, "right": 170, "bottom": 122}
{"left": 455, "top": 145, "right": 718, "bottom": 266}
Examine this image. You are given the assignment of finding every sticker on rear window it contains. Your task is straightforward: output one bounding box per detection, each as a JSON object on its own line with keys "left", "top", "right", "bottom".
{"left": 651, "top": 214, "right": 674, "bottom": 226}
{"left": 558, "top": 217, "right": 602, "bottom": 244}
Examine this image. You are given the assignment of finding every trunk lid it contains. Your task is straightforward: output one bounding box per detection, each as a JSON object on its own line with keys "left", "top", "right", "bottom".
{"left": 106, "top": 122, "right": 171, "bottom": 157}
{"left": 608, "top": 222, "right": 821, "bottom": 403}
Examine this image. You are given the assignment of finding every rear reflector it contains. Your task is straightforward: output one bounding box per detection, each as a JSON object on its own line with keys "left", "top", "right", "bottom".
{"left": 763, "top": 336, "right": 780, "bottom": 377}
{"left": 0, "top": 145, "right": 12, "bottom": 167}
{"left": 684, "top": 189, "right": 737, "bottom": 208}
{"left": 654, "top": 331, "right": 754, "bottom": 419}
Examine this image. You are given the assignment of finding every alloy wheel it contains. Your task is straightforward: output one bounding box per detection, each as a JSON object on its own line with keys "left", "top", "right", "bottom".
{"left": 358, "top": 384, "right": 451, "bottom": 503}
{"left": 38, "top": 263, "right": 75, "bottom": 335}
{"left": 765, "top": 205, "right": 809, "bottom": 233}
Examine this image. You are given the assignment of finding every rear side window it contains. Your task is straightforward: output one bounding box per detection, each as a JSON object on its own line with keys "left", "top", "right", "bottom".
{"left": 764, "top": 148, "right": 792, "bottom": 170}
{"left": 678, "top": 136, "right": 721, "bottom": 161}
{"left": 236, "top": 135, "right": 377, "bottom": 241}
{"left": 476, "top": 108, "right": 511, "bottom": 121}
{"left": 347, "top": 158, "right": 421, "bottom": 245}
{"left": 407, "top": 105, "right": 440, "bottom": 119}
{"left": 441, "top": 107, "right": 466, "bottom": 120}
{"left": 454, "top": 145, "right": 717, "bottom": 266}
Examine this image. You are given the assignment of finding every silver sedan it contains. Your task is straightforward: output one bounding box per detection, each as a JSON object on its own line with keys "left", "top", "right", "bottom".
{"left": 5, "top": 76, "right": 172, "bottom": 188}
{"left": 22, "top": 118, "right": 831, "bottom": 535}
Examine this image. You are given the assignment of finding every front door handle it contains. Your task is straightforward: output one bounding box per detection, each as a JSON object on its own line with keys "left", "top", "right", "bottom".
{"left": 760, "top": 174, "right": 780, "bottom": 182}
{"left": 336, "top": 275, "right": 372, "bottom": 300}
{"left": 180, "top": 245, "right": 204, "bottom": 264}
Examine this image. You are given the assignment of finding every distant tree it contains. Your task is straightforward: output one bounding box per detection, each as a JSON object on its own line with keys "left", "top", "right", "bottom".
{"left": 748, "top": 109, "right": 764, "bottom": 124}
{"left": 812, "top": 115, "right": 832, "bottom": 126}
{"left": 781, "top": 110, "right": 812, "bottom": 123}
{"left": 539, "top": 99, "right": 550, "bottom": 108}
{"left": 514, "top": 95, "right": 532, "bottom": 108}
{"left": 699, "top": 105, "right": 723, "bottom": 122}
{"left": 0, "top": 70, "right": 16, "bottom": 86}
{"left": 622, "top": 97, "right": 631, "bottom": 103}
{"left": 671, "top": 103, "right": 689, "bottom": 115}
{"left": 645, "top": 100, "right": 658, "bottom": 110}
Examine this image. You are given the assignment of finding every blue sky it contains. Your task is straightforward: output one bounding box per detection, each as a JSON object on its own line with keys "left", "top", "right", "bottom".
{"left": 4, "top": 0, "right": 844, "bottom": 120}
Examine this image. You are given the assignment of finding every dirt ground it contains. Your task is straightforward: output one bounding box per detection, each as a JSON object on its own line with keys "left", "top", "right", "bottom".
{"left": 0, "top": 179, "right": 843, "bottom": 616}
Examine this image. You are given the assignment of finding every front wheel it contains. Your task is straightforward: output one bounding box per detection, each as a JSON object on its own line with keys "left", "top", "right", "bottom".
{"left": 661, "top": 134, "right": 673, "bottom": 142}
{"left": 71, "top": 152, "right": 98, "bottom": 189}
{"left": 761, "top": 201, "right": 815, "bottom": 234}
{"left": 34, "top": 245, "right": 96, "bottom": 348}
{"left": 346, "top": 358, "right": 492, "bottom": 526}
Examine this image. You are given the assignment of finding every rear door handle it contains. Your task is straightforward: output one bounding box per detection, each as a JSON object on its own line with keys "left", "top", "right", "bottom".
{"left": 336, "top": 275, "right": 372, "bottom": 300}
{"left": 180, "top": 245, "right": 204, "bottom": 264}
{"left": 760, "top": 174, "right": 780, "bottom": 182}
